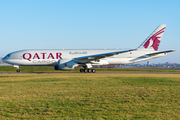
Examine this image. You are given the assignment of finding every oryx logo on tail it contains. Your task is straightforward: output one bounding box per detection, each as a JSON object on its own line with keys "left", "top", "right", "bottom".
{"left": 143, "top": 27, "right": 165, "bottom": 51}
{"left": 138, "top": 24, "right": 166, "bottom": 51}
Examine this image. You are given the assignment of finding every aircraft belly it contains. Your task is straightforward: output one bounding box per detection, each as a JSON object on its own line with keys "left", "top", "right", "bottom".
{"left": 105, "top": 58, "right": 132, "bottom": 65}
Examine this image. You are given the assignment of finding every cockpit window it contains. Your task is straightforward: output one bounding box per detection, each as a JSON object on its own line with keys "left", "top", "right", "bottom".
{"left": 4, "top": 53, "right": 18, "bottom": 59}
{"left": 4, "top": 54, "right": 11, "bottom": 59}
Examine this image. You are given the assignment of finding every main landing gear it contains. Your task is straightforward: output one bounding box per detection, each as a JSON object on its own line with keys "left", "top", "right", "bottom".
{"left": 79, "top": 68, "right": 96, "bottom": 73}
{"left": 79, "top": 64, "right": 96, "bottom": 73}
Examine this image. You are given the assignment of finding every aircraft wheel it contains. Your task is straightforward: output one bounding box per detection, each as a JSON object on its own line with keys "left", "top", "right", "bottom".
{"left": 84, "top": 69, "right": 88, "bottom": 73}
{"left": 17, "top": 69, "right": 20, "bottom": 73}
{"left": 92, "top": 69, "right": 96, "bottom": 73}
{"left": 80, "top": 69, "right": 84, "bottom": 73}
{"left": 88, "top": 69, "right": 92, "bottom": 73}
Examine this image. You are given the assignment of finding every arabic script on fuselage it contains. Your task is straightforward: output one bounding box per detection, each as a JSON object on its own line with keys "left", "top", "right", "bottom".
{"left": 69, "top": 51, "right": 87, "bottom": 55}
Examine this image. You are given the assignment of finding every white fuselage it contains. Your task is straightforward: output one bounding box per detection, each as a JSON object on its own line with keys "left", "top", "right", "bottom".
{"left": 2, "top": 49, "right": 166, "bottom": 66}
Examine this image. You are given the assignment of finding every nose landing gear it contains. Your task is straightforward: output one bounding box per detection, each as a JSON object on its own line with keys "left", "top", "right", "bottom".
{"left": 14, "top": 65, "right": 20, "bottom": 73}
{"left": 17, "top": 69, "right": 20, "bottom": 72}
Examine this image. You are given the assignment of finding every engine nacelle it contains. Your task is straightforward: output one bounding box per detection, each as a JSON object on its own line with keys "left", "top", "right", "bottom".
{"left": 54, "top": 59, "right": 78, "bottom": 70}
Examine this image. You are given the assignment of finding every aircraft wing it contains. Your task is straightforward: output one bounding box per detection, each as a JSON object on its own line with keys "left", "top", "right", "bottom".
{"left": 74, "top": 49, "right": 136, "bottom": 63}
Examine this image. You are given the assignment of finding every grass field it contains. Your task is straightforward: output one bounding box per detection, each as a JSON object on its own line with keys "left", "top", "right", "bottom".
{"left": 0, "top": 71, "right": 180, "bottom": 119}
{"left": 0, "top": 66, "right": 180, "bottom": 73}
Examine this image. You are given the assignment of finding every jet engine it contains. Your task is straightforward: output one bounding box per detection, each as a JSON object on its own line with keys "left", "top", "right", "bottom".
{"left": 54, "top": 59, "right": 78, "bottom": 70}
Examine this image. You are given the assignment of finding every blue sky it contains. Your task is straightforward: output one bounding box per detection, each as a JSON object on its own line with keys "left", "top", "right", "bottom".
{"left": 0, "top": 0, "right": 179, "bottom": 63}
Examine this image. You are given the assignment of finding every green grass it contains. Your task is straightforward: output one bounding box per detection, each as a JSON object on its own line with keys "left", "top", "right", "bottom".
{"left": 0, "top": 66, "right": 180, "bottom": 72}
{"left": 0, "top": 73, "right": 180, "bottom": 119}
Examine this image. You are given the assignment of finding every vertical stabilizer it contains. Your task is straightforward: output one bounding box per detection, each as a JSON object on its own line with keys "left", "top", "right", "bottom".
{"left": 138, "top": 24, "right": 166, "bottom": 51}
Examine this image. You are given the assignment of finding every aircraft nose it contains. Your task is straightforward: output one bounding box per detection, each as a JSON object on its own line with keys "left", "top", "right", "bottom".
{"left": 2, "top": 57, "right": 5, "bottom": 62}
{"left": 2, "top": 57, "right": 6, "bottom": 62}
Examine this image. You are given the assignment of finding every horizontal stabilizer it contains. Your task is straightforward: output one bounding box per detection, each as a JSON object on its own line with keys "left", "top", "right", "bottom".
{"left": 146, "top": 50, "right": 175, "bottom": 56}
{"left": 130, "top": 50, "right": 175, "bottom": 62}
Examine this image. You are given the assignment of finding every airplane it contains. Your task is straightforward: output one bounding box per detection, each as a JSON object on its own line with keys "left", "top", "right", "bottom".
{"left": 2, "top": 24, "right": 175, "bottom": 73}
